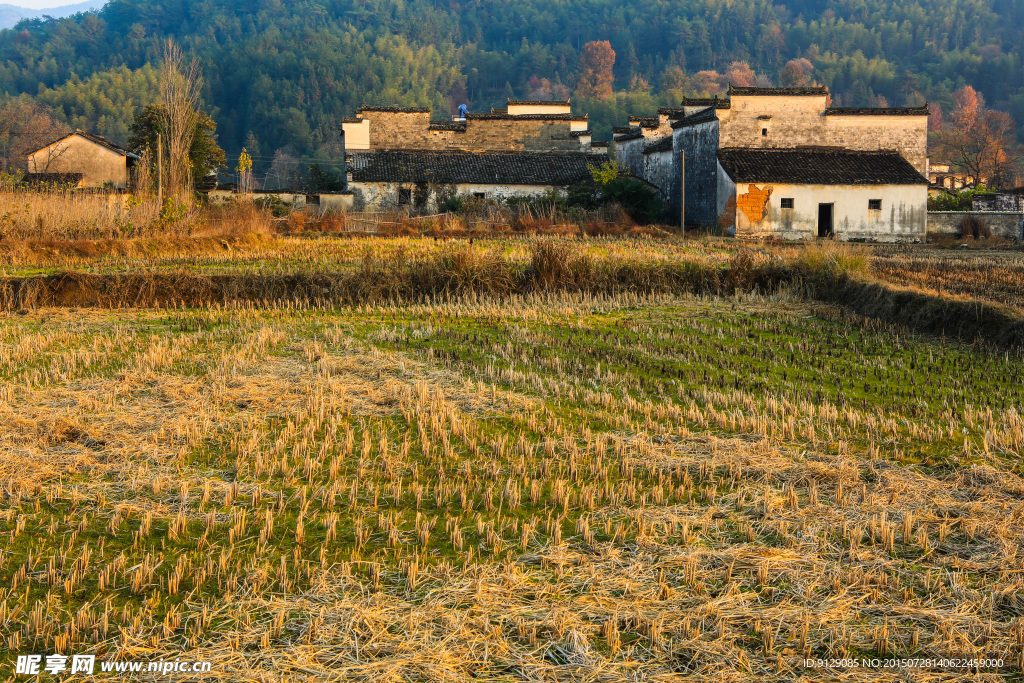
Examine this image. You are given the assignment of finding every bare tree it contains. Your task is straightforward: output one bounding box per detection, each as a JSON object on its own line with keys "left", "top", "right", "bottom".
{"left": 0, "top": 97, "right": 70, "bottom": 173}
{"left": 159, "top": 39, "right": 202, "bottom": 202}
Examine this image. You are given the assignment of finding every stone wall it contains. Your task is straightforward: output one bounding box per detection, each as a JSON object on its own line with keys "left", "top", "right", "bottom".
{"left": 973, "top": 193, "right": 1024, "bottom": 212}
{"left": 927, "top": 211, "right": 1023, "bottom": 240}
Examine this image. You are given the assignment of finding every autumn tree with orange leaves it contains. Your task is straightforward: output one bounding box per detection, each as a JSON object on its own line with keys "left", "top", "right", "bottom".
{"left": 576, "top": 41, "right": 615, "bottom": 100}
{"left": 937, "top": 85, "right": 1021, "bottom": 188}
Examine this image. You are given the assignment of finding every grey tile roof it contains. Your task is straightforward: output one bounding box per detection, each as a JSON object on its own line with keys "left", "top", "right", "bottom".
{"left": 507, "top": 99, "right": 571, "bottom": 105}
{"left": 644, "top": 136, "right": 673, "bottom": 154}
{"left": 348, "top": 150, "right": 608, "bottom": 185}
{"left": 680, "top": 96, "right": 731, "bottom": 109}
{"left": 359, "top": 106, "right": 430, "bottom": 113}
{"left": 728, "top": 85, "right": 829, "bottom": 96}
{"left": 717, "top": 148, "right": 929, "bottom": 185}
{"left": 670, "top": 106, "right": 719, "bottom": 128}
{"left": 824, "top": 106, "right": 930, "bottom": 116}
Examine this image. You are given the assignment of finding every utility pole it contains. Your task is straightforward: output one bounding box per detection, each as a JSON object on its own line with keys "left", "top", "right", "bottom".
{"left": 157, "top": 132, "right": 162, "bottom": 206}
{"left": 679, "top": 151, "right": 685, "bottom": 235}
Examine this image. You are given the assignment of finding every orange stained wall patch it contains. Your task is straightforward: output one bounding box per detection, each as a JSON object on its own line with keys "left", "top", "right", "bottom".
{"left": 736, "top": 184, "right": 774, "bottom": 223}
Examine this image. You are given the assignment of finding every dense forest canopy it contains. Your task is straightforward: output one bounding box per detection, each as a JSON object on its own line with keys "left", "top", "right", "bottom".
{"left": 0, "top": 0, "right": 1021, "bottom": 178}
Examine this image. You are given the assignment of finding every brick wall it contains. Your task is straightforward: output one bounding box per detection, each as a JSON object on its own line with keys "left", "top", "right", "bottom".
{"left": 717, "top": 95, "right": 928, "bottom": 175}
{"left": 358, "top": 111, "right": 587, "bottom": 152}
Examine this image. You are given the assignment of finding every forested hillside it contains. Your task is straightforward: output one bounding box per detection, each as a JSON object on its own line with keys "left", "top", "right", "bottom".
{"left": 0, "top": 0, "right": 1022, "bottom": 176}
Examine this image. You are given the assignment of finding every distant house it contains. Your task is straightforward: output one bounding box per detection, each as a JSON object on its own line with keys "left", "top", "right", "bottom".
{"left": 716, "top": 148, "right": 929, "bottom": 240}
{"left": 347, "top": 149, "right": 607, "bottom": 211}
{"left": 25, "top": 130, "right": 139, "bottom": 189}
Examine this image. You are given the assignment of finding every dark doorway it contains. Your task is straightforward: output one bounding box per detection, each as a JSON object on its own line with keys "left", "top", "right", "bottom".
{"left": 817, "top": 203, "right": 834, "bottom": 238}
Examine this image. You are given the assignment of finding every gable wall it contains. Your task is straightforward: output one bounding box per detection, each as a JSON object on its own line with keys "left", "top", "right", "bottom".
{"left": 27, "top": 135, "right": 128, "bottom": 188}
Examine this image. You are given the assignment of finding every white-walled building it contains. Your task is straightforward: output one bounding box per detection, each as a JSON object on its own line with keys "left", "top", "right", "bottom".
{"left": 715, "top": 148, "right": 928, "bottom": 240}
{"left": 347, "top": 150, "right": 606, "bottom": 211}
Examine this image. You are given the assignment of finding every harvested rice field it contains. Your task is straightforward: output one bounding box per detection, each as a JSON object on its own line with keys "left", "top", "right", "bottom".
{"left": 2, "top": 286, "right": 1023, "bottom": 681}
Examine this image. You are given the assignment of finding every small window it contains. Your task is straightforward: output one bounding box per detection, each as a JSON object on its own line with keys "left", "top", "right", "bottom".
{"left": 762, "top": 128, "right": 768, "bottom": 136}
{"left": 398, "top": 188, "right": 412, "bottom": 205}
{"left": 780, "top": 198, "right": 794, "bottom": 209}
{"left": 473, "top": 192, "right": 486, "bottom": 199}
{"left": 868, "top": 199, "right": 882, "bottom": 211}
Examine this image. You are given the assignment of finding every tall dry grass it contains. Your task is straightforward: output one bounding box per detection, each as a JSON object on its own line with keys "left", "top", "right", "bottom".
{"left": 0, "top": 187, "right": 161, "bottom": 240}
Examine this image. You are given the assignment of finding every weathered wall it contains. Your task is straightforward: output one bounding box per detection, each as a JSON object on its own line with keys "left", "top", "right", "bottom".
{"left": 28, "top": 136, "right": 128, "bottom": 188}
{"left": 725, "top": 180, "right": 927, "bottom": 241}
{"left": 824, "top": 116, "right": 929, "bottom": 177}
{"left": 716, "top": 95, "right": 928, "bottom": 174}
{"left": 927, "top": 211, "right": 1023, "bottom": 240}
{"left": 349, "top": 181, "right": 556, "bottom": 212}
{"left": 345, "top": 111, "right": 592, "bottom": 153}
{"left": 718, "top": 94, "right": 827, "bottom": 150}
{"left": 613, "top": 136, "right": 645, "bottom": 179}
{"left": 973, "top": 193, "right": 1024, "bottom": 212}
{"left": 642, "top": 148, "right": 674, "bottom": 204}
{"left": 672, "top": 117, "right": 720, "bottom": 227}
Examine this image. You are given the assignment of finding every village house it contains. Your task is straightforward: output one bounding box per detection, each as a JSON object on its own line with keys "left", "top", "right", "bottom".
{"left": 25, "top": 130, "right": 138, "bottom": 188}
{"left": 341, "top": 99, "right": 608, "bottom": 211}
{"left": 615, "top": 85, "right": 930, "bottom": 240}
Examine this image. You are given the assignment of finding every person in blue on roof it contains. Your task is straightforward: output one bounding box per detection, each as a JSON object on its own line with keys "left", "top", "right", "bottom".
{"left": 458, "top": 104, "right": 468, "bottom": 120}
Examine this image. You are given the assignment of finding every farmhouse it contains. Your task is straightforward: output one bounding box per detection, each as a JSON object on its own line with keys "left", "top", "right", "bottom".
{"left": 346, "top": 149, "right": 606, "bottom": 212}
{"left": 716, "top": 148, "right": 928, "bottom": 240}
{"left": 615, "top": 85, "right": 930, "bottom": 240}
{"left": 26, "top": 130, "right": 139, "bottom": 188}
{"left": 341, "top": 98, "right": 609, "bottom": 210}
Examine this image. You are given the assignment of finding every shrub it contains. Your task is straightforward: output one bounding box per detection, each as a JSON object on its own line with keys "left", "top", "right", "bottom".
{"left": 959, "top": 215, "right": 991, "bottom": 239}
{"left": 600, "top": 177, "right": 664, "bottom": 224}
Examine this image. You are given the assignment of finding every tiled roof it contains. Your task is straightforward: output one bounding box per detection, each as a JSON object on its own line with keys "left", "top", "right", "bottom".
{"left": 671, "top": 106, "right": 719, "bottom": 128}
{"left": 570, "top": 130, "right": 592, "bottom": 137}
{"left": 22, "top": 172, "right": 84, "bottom": 185}
{"left": 359, "top": 106, "right": 430, "bottom": 113}
{"left": 468, "top": 113, "right": 578, "bottom": 121}
{"left": 716, "top": 148, "right": 929, "bottom": 185}
{"left": 657, "top": 107, "right": 687, "bottom": 117}
{"left": 341, "top": 117, "right": 364, "bottom": 123}
{"left": 728, "top": 85, "right": 829, "bottom": 96}
{"left": 824, "top": 106, "right": 930, "bottom": 116}
{"left": 613, "top": 128, "right": 644, "bottom": 141}
{"left": 591, "top": 140, "right": 609, "bottom": 147}
{"left": 348, "top": 150, "right": 608, "bottom": 185}
{"left": 507, "top": 98, "right": 570, "bottom": 105}
{"left": 629, "top": 116, "right": 659, "bottom": 128}
{"left": 31, "top": 129, "right": 137, "bottom": 158}
{"left": 643, "top": 136, "right": 673, "bottom": 154}
{"left": 680, "top": 96, "right": 731, "bottom": 109}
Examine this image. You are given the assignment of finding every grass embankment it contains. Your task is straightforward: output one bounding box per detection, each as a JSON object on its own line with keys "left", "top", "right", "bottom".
{"left": 3, "top": 238, "right": 1024, "bottom": 351}
{"left": 1, "top": 297, "right": 1023, "bottom": 680}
